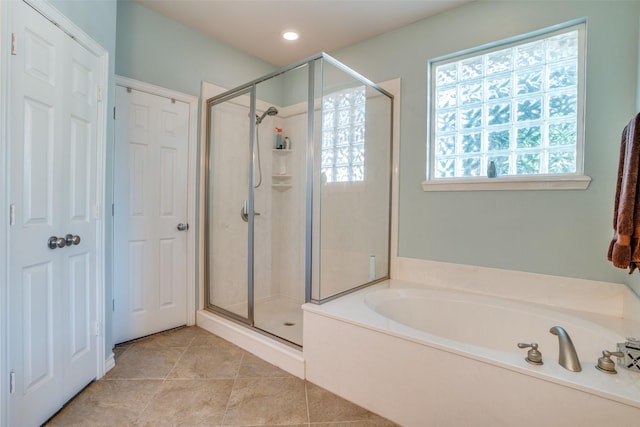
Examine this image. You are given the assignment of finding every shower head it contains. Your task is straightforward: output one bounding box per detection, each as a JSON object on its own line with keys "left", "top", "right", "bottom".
{"left": 256, "top": 106, "right": 278, "bottom": 124}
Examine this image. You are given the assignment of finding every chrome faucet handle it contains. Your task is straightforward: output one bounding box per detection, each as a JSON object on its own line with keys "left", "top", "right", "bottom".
{"left": 517, "top": 342, "right": 543, "bottom": 365}
{"left": 596, "top": 350, "right": 625, "bottom": 374}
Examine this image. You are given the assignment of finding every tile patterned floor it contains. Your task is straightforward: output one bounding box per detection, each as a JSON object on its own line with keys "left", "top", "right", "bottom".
{"left": 46, "top": 326, "right": 397, "bottom": 426}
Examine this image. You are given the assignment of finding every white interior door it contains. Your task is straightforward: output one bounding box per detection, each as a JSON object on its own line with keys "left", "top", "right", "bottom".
{"left": 113, "top": 86, "right": 189, "bottom": 344}
{"left": 7, "top": 2, "right": 100, "bottom": 425}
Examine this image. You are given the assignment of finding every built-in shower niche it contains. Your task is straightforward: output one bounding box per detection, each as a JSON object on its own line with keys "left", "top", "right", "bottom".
{"left": 271, "top": 149, "right": 293, "bottom": 190}
{"left": 204, "top": 54, "right": 393, "bottom": 347}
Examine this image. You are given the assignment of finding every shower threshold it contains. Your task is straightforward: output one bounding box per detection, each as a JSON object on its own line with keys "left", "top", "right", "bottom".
{"left": 212, "top": 295, "right": 303, "bottom": 346}
{"left": 196, "top": 309, "right": 305, "bottom": 378}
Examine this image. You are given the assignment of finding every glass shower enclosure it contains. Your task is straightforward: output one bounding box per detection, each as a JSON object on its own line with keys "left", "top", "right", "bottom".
{"left": 205, "top": 53, "right": 393, "bottom": 347}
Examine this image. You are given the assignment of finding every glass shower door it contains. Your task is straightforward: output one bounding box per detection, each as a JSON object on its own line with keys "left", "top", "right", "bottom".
{"left": 252, "top": 68, "right": 308, "bottom": 347}
{"left": 206, "top": 91, "right": 252, "bottom": 322}
{"left": 206, "top": 81, "right": 306, "bottom": 346}
{"left": 204, "top": 53, "right": 392, "bottom": 347}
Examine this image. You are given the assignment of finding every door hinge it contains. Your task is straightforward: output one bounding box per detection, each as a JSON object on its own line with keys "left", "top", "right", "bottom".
{"left": 111, "top": 203, "right": 114, "bottom": 216}
{"left": 11, "top": 33, "right": 17, "bottom": 55}
{"left": 95, "top": 320, "right": 101, "bottom": 337}
{"left": 113, "top": 107, "right": 116, "bottom": 120}
{"left": 9, "top": 204, "right": 15, "bottom": 226}
{"left": 10, "top": 370, "right": 15, "bottom": 394}
{"left": 97, "top": 85, "right": 103, "bottom": 102}
{"left": 112, "top": 299, "right": 115, "bottom": 312}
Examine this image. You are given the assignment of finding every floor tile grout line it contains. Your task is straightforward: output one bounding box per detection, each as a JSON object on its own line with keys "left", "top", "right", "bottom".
{"left": 163, "top": 336, "right": 193, "bottom": 380}
{"left": 114, "top": 343, "right": 133, "bottom": 360}
{"left": 220, "top": 350, "right": 245, "bottom": 426}
{"left": 51, "top": 327, "right": 397, "bottom": 426}
{"left": 304, "top": 380, "right": 311, "bottom": 426}
{"left": 133, "top": 339, "right": 191, "bottom": 424}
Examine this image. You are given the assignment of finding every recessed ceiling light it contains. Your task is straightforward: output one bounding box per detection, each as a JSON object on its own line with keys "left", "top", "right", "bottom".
{"left": 282, "top": 31, "right": 299, "bottom": 41}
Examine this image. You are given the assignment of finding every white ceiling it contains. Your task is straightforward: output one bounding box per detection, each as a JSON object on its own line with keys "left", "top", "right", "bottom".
{"left": 135, "top": 0, "right": 474, "bottom": 67}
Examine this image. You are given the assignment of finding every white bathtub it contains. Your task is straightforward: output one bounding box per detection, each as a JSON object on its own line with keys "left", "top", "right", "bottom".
{"left": 365, "top": 287, "right": 627, "bottom": 360}
{"left": 303, "top": 281, "right": 640, "bottom": 426}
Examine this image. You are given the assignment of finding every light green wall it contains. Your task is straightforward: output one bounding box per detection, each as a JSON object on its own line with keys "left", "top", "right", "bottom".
{"left": 49, "top": 0, "right": 277, "bottom": 359}
{"left": 52, "top": 0, "right": 640, "bottom": 354}
{"left": 50, "top": 0, "right": 640, "bottom": 354}
{"left": 51, "top": 0, "right": 117, "bottom": 57}
{"left": 115, "top": 0, "right": 276, "bottom": 97}
{"left": 114, "top": 0, "right": 640, "bottom": 295}
{"left": 330, "top": 0, "right": 640, "bottom": 291}
{"left": 49, "top": 0, "right": 118, "bottom": 358}
{"left": 113, "top": 0, "right": 278, "bottom": 341}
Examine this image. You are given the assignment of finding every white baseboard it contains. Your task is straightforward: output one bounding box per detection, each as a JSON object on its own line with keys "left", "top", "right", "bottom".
{"left": 104, "top": 352, "right": 115, "bottom": 374}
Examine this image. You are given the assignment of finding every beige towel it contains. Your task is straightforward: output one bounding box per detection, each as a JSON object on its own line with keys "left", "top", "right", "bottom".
{"left": 608, "top": 113, "right": 640, "bottom": 273}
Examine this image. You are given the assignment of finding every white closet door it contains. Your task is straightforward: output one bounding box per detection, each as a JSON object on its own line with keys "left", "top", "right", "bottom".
{"left": 62, "top": 26, "right": 100, "bottom": 401}
{"left": 7, "top": 2, "right": 100, "bottom": 426}
{"left": 113, "top": 86, "right": 189, "bottom": 343}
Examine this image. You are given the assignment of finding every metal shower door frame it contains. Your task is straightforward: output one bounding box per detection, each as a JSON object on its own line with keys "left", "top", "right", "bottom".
{"left": 204, "top": 86, "right": 257, "bottom": 326}
{"left": 203, "top": 52, "right": 394, "bottom": 339}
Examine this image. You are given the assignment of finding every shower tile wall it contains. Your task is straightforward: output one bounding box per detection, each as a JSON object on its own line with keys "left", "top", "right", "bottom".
{"left": 209, "top": 102, "right": 274, "bottom": 313}
{"left": 210, "top": 105, "right": 305, "bottom": 316}
{"left": 209, "top": 102, "right": 253, "bottom": 313}
{"left": 210, "top": 89, "right": 389, "bottom": 332}
{"left": 270, "top": 113, "right": 306, "bottom": 304}
{"left": 252, "top": 114, "right": 275, "bottom": 304}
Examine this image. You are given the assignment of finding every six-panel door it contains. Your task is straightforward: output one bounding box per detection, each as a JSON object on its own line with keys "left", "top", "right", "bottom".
{"left": 8, "top": 2, "right": 100, "bottom": 425}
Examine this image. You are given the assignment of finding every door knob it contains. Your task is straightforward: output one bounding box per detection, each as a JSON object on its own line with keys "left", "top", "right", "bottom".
{"left": 65, "top": 234, "right": 81, "bottom": 246}
{"left": 177, "top": 223, "right": 189, "bottom": 231}
{"left": 48, "top": 236, "right": 66, "bottom": 249}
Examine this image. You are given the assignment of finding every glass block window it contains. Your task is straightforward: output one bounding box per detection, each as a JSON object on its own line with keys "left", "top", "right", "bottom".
{"left": 321, "top": 86, "right": 366, "bottom": 183}
{"left": 428, "top": 22, "right": 585, "bottom": 180}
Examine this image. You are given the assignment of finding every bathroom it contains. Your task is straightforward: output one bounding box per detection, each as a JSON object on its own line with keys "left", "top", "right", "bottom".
{"left": 2, "top": 0, "right": 640, "bottom": 426}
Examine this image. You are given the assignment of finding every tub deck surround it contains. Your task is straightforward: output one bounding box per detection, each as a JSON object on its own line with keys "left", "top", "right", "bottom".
{"left": 302, "top": 280, "right": 640, "bottom": 426}
{"left": 391, "top": 257, "right": 640, "bottom": 319}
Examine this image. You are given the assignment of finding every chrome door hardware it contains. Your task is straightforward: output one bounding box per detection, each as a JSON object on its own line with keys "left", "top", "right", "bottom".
{"left": 48, "top": 236, "right": 66, "bottom": 249}
{"left": 596, "top": 350, "right": 625, "bottom": 374}
{"left": 241, "top": 201, "right": 248, "bottom": 223}
{"left": 177, "top": 223, "right": 189, "bottom": 231}
{"left": 65, "top": 234, "right": 81, "bottom": 246}
{"left": 517, "top": 342, "right": 543, "bottom": 365}
{"left": 240, "top": 200, "right": 260, "bottom": 223}
{"left": 48, "top": 235, "right": 81, "bottom": 249}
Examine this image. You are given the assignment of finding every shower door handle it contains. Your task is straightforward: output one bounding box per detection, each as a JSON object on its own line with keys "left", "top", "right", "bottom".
{"left": 241, "top": 201, "right": 260, "bottom": 222}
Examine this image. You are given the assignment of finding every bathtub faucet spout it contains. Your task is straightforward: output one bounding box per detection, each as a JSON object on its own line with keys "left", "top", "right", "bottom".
{"left": 549, "top": 326, "right": 582, "bottom": 372}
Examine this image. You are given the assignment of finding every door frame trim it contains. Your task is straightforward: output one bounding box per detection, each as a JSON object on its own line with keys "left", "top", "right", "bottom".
{"left": 0, "top": 0, "right": 109, "bottom": 424}
{"left": 114, "top": 75, "right": 198, "bottom": 328}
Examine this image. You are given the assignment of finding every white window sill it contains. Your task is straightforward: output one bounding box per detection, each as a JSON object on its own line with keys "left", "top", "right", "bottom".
{"left": 422, "top": 175, "right": 591, "bottom": 192}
